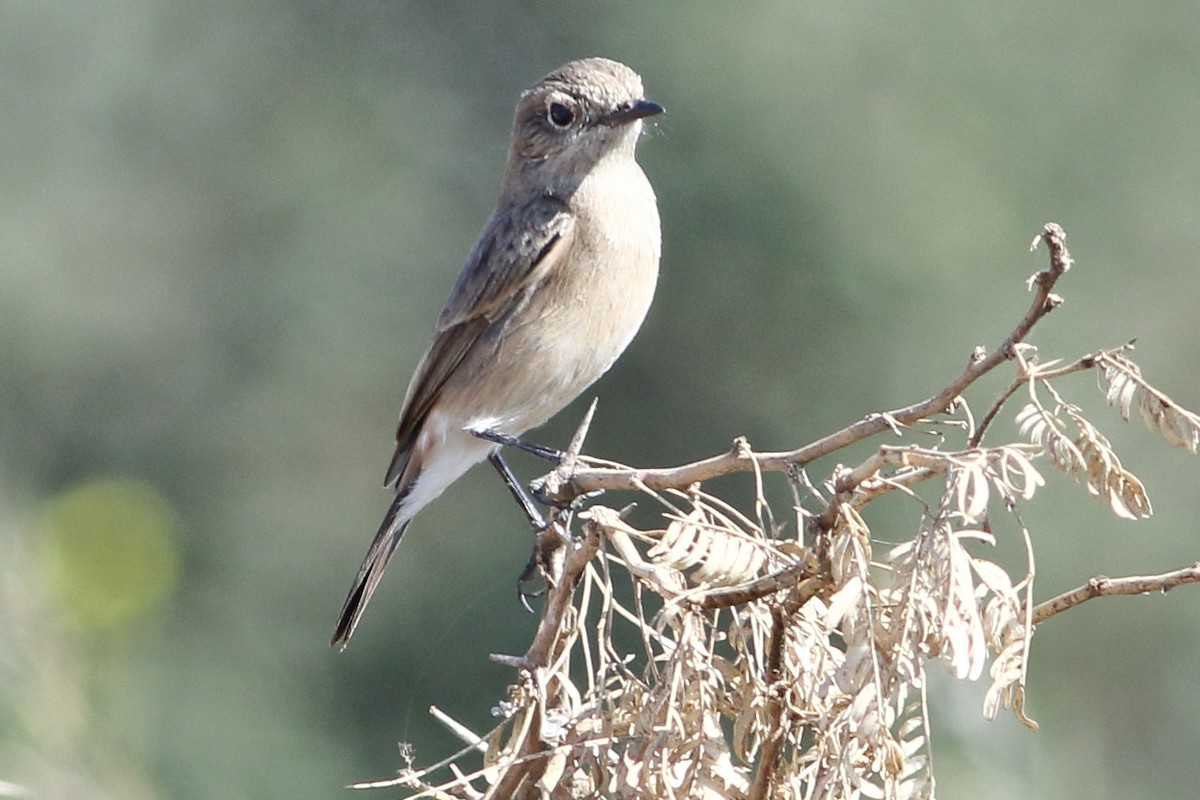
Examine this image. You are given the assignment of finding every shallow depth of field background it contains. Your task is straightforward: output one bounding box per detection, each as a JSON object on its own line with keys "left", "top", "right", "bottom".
{"left": 3, "top": 3, "right": 1200, "bottom": 798}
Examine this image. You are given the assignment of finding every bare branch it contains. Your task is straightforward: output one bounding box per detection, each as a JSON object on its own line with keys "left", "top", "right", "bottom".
{"left": 543, "top": 223, "right": 1075, "bottom": 505}
{"left": 746, "top": 608, "right": 788, "bottom": 800}
{"left": 1032, "top": 563, "right": 1200, "bottom": 625}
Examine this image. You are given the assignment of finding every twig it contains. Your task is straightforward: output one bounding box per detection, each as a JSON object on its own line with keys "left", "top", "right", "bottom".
{"left": 1032, "top": 563, "right": 1200, "bottom": 625}
{"left": 970, "top": 344, "right": 1134, "bottom": 447}
{"left": 560, "top": 397, "right": 597, "bottom": 474}
{"left": 350, "top": 719, "right": 505, "bottom": 791}
{"left": 528, "top": 398, "right": 597, "bottom": 504}
{"left": 971, "top": 375, "right": 1026, "bottom": 449}
{"left": 429, "top": 706, "right": 490, "bottom": 753}
{"left": 698, "top": 563, "right": 819, "bottom": 610}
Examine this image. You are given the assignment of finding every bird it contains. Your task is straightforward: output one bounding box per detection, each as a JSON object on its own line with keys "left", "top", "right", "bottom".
{"left": 332, "top": 57, "right": 663, "bottom": 647}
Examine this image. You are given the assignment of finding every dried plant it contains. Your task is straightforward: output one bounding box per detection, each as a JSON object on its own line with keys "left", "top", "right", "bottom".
{"left": 353, "top": 224, "right": 1200, "bottom": 800}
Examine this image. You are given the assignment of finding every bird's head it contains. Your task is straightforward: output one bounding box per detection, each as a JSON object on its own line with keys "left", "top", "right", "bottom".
{"left": 506, "top": 57, "right": 663, "bottom": 189}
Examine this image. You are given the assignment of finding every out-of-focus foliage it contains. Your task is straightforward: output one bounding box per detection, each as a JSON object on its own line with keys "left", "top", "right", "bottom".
{"left": 40, "top": 478, "right": 180, "bottom": 631}
{"left": 2, "top": 2, "right": 1199, "bottom": 799}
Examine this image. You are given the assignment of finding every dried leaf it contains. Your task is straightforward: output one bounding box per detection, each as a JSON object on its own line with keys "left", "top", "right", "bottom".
{"left": 994, "top": 447, "right": 1045, "bottom": 500}
{"left": 1018, "top": 402, "right": 1086, "bottom": 475}
{"left": 944, "top": 456, "right": 989, "bottom": 524}
{"left": 970, "top": 558, "right": 1014, "bottom": 596}
{"left": 826, "top": 575, "right": 865, "bottom": 628}
{"left": 1105, "top": 468, "right": 1152, "bottom": 519}
{"left": 652, "top": 515, "right": 707, "bottom": 571}
{"left": 1098, "top": 351, "right": 1200, "bottom": 454}
{"left": 537, "top": 750, "right": 568, "bottom": 793}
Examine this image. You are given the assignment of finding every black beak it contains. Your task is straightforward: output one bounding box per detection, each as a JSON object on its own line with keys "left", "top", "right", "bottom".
{"left": 602, "top": 99, "right": 665, "bottom": 126}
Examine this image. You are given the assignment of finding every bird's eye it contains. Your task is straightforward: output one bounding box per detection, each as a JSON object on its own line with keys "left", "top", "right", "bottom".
{"left": 547, "top": 102, "right": 575, "bottom": 127}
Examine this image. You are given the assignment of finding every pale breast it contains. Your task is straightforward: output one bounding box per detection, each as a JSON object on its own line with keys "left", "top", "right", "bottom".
{"left": 464, "top": 156, "right": 661, "bottom": 435}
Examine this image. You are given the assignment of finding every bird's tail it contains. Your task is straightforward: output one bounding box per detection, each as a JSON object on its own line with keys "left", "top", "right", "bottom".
{"left": 331, "top": 490, "right": 412, "bottom": 649}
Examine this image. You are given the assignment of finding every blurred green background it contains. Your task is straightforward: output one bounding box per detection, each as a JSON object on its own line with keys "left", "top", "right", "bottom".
{"left": 3, "top": 1, "right": 1200, "bottom": 798}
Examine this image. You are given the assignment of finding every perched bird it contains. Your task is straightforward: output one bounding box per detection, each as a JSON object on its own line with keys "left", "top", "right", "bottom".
{"left": 332, "top": 58, "right": 663, "bottom": 647}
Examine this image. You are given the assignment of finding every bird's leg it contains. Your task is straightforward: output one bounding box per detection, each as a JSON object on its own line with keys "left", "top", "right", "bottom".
{"left": 486, "top": 450, "right": 554, "bottom": 613}
{"left": 481, "top": 403, "right": 604, "bottom": 611}
{"left": 487, "top": 450, "right": 547, "bottom": 530}
{"left": 486, "top": 451, "right": 580, "bottom": 611}
{"left": 472, "top": 428, "right": 565, "bottom": 464}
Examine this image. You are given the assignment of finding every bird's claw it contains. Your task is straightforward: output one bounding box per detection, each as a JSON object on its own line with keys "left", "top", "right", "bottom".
{"left": 516, "top": 549, "right": 546, "bottom": 613}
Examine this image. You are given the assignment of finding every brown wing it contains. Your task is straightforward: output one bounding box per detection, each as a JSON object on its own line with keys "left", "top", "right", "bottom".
{"left": 383, "top": 193, "right": 575, "bottom": 487}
